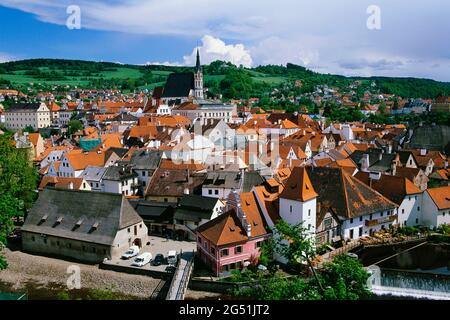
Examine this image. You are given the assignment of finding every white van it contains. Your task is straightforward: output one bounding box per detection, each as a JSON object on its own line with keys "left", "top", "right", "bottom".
{"left": 167, "top": 250, "right": 177, "bottom": 265}
{"left": 131, "top": 252, "right": 152, "bottom": 267}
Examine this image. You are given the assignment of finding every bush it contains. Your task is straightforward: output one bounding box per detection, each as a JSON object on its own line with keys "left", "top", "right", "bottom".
{"left": 56, "top": 291, "right": 71, "bottom": 300}
{"left": 437, "top": 224, "right": 450, "bottom": 235}
{"left": 428, "top": 234, "right": 450, "bottom": 244}
{"left": 0, "top": 254, "right": 8, "bottom": 270}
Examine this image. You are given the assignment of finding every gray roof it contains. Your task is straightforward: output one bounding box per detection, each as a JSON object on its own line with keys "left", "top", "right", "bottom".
{"left": 129, "top": 149, "right": 163, "bottom": 170}
{"left": 22, "top": 188, "right": 143, "bottom": 246}
{"left": 80, "top": 166, "right": 107, "bottom": 183}
{"left": 241, "top": 171, "right": 265, "bottom": 192}
{"left": 178, "top": 194, "right": 219, "bottom": 211}
{"left": 174, "top": 194, "right": 220, "bottom": 222}
{"left": 103, "top": 165, "right": 138, "bottom": 181}
{"left": 202, "top": 171, "right": 264, "bottom": 192}
{"left": 7, "top": 103, "right": 42, "bottom": 112}
{"left": 130, "top": 200, "right": 175, "bottom": 222}
{"left": 162, "top": 73, "right": 194, "bottom": 98}
{"left": 109, "top": 113, "right": 138, "bottom": 122}
{"left": 350, "top": 149, "right": 396, "bottom": 172}
{"left": 203, "top": 171, "right": 242, "bottom": 189}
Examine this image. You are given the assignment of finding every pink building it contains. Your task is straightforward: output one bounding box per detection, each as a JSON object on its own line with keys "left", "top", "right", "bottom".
{"left": 196, "top": 191, "right": 271, "bottom": 276}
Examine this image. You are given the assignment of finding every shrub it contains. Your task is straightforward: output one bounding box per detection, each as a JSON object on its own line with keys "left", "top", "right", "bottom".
{"left": 0, "top": 254, "right": 8, "bottom": 270}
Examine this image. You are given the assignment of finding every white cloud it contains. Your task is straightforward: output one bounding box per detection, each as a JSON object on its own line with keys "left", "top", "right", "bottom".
{"left": 1, "top": 0, "right": 450, "bottom": 80}
{"left": 0, "top": 53, "right": 16, "bottom": 63}
{"left": 183, "top": 35, "right": 252, "bottom": 67}
{"left": 145, "top": 35, "right": 253, "bottom": 68}
{"left": 250, "top": 36, "right": 321, "bottom": 67}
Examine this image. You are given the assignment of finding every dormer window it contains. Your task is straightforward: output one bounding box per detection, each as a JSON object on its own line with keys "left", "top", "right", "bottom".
{"left": 38, "top": 215, "right": 48, "bottom": 225}
{"left": 52, "top": 216, "right": 63, "bottom": 228}
{"left": 72, "top": 219, "right": 83, "bottom": 231}
{"left": 89, "top": 222, "right": 99, "bottom": 233}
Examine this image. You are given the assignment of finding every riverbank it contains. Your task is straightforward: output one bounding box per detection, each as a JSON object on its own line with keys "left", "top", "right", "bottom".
{"left": 0, "top": 248, "right": 162, "bottom": 299}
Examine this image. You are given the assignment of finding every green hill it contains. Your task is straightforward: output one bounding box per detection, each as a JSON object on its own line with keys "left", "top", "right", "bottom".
{"left": 1, "top": 58, "right": 449, "bottom": 99}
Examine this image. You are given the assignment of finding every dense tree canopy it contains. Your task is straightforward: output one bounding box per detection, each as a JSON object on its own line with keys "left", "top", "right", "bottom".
{"left": 231, "top": 221, "right": 372, "bottom": 300}
{"left": 0, "top": 133, "right": 39, "bottom": 268}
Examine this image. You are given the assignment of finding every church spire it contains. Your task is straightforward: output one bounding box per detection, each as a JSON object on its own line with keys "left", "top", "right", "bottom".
{"left": 196, "top": 48, "right": 202, "bottom": 72}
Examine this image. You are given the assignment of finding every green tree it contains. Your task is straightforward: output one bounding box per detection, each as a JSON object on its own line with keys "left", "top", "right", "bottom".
{"left": 68, "top": 120, "right": 84, "bottom": 135}
{"left": 220, "top": 69, "right": 254, "bottom": 99}
{"left": 319, "top": 254, "right": 371, "bottom": 300}
{"left": 0, "top": 134, "right": 38, "bottom": 267}
{"left": 273, "top": 220, "right": 324, "bottom": 292}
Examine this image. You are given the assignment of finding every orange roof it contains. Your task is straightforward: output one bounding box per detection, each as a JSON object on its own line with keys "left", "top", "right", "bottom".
{"left": 334, "top": 158, "right": 357, "bottom": 168}
{"left": 281, "top": 119, "right": 299, "bottom": 130}
{"left": 65, "top": 151, "right": 106, "bottom": 171}
{"left": 128, "top": 126, "right": 158, "bottom": 139}
{"left": 36, "top": 146, "right": 75, "bottom": 162}
{"left": 159, "top": 159, "right": 205, "bottom": 171}
{"left": 426, "top": 186, "right": 450, "bottom": 210}
{"left": 39, "top": 176, "right": 86, "bottom": 191}
{"left": 28, "top": 133, "right": 41, "bottom": 146}
{"left": 279, "top": 166, "right": 318, "bottom": 202}
{"left": 96, "top": 133, "right": 123, "bottom": 150}
{"left": 50, "top": 102, "right": 61, "bottom": 112}
{"left": 197, "top": 192, "right": 269, "bottom": 246}
{"left": 315, "top": 158, "right": 333, "bottom": 167}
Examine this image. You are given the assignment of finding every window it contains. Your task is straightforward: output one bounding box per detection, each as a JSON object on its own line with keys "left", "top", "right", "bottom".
{"left": 56, "top": 241, "right": 60, "bottom": 246}
{"left": 402, "top": 209, "right": 405, "bottom": 214}
{"left": 215, "top": 190, "right": 219, "bottom": 195}
{"left": 290, "top": 205, "right": 292, "bottom": 213}
{"left": 417, "top": 206, "right": 420, "bottom": 211}
{"left": 349, "top": 229, "right": 354, "bottom": 239}
{"left": 350, "top": 218, "right": 353, "bottom": 223}
{"left": 416, "top": 218, "right": 419, "bottom": 224}
{"left": 359, "top": 227, "right": 363, "bottom": 237}
{"left": 210, "top": 248, "right": 216, "bottom": 255}
{"left": 142, "top": 171, "right": 146, "bottom": 177}
{"left": 140, "top": 224, "right": 142, "bottom": 229}
{"left": 256, "top": 241, "right": 262, "bottom": 249}
{"left": 208, "top": 189, "right": 212, "bottom": 195}
{"left": 369, "top": 214, "right": 373, "bottom": 220}
{"left": 221, "top": 249, "right": 229, "bottom": 257}
{"left": 127, "top": 228, "right": 131, "bottom": 233}
{"left": 359, "top": 216, "right": 363, "bottom": 222}
{"left": 31, "top": 236, "right": 35, "bottom": 242}
{"left": 92, "top": 247, "right": 96, "bottom": 253}
{"left": 43, "top": 238, "right": 47, "bottom": 244}
{"left": 103, "top": 249, "right": 107, "bottom": 255}
{"left": 235, "top": 246, "right": 243, "bottom": 254}
{"left": 82, "top": 245, "right": 86, "bottom": 252}
{"left": 308, "top": 209, "right": 311, "bottom": 217}
{"left": 380, "top": 212, "right": 384, "bottom": 217}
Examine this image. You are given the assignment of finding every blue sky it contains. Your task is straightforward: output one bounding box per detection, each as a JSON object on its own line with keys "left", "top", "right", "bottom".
{"left": 0, "top": 1, "right": 449, "bottom": 81}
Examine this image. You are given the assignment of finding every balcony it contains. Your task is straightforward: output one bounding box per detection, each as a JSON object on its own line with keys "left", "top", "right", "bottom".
{"left": 365, "top": 215, "right": 398, "bottom": 227}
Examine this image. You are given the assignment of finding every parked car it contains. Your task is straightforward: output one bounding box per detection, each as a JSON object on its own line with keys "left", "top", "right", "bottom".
{"left": 165, "top": 265, "right": 176, "bottom": 273}
{"left": 152, "top": 254, "right": 165, "bottom": 266}
{"left": 167, "top": 250, "right": 177, "bottom": 265}
{"left": 121, "top": 246, "right": 140, "bottom": 260}
{"left": 131, "top": 253, "right": 152, "bottom": 267}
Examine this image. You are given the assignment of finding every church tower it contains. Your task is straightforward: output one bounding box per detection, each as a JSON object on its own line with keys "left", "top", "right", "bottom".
{"left": 194, "top": 48, "right": 204, "bottom": 100}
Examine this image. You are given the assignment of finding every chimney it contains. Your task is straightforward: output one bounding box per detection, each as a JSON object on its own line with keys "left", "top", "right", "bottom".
{"left": 420, "top": 149, "right": 427, "bottom": 156}
{"left": 391, "top": 161, "right": 397, "bottom": 176}
{"left": 361, "top": 154, "right": 370, "bottom": 172}
{"left": 68, "top": 182, "right": 74, "bottom": 190}
{"left": 445, "top": 161, "right": 448, "bottom": 169}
